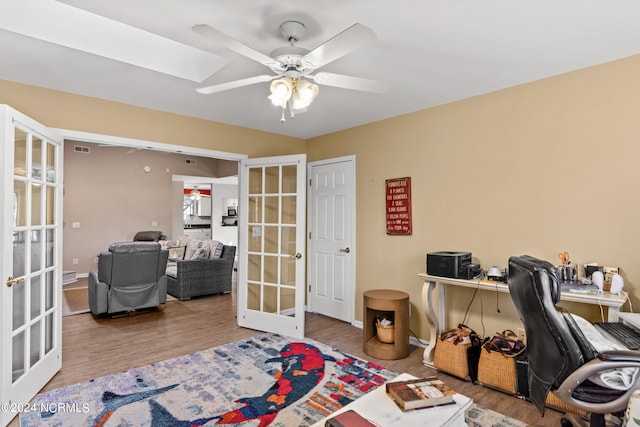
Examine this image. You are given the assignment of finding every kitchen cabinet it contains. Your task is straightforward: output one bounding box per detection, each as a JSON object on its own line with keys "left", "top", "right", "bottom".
{"left": 184, "top": 228, "right": 211, "bottom": 241}
{"left": 197, "top": 198, "right": 212, "bottom": 217}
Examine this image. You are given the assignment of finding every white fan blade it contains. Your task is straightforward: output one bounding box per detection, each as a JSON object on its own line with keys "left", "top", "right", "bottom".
{"left": 311, "top": 72, "right": 390, "bottom": 93}
{"left": 193, "top": 24, "right": 280, "bottom": 68}
{"left": 303, "top": 23, "right": 376, "bottom": 69}
{"left": 196, "top": 75, "right": 280, "bottom": 95}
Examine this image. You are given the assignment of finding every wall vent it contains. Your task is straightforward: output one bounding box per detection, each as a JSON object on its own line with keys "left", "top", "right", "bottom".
{"left": 185, "top": 159, "right": 196, "bottom": 165}
{"left": 74, "top": 145, "right": 90, "bottom": 154}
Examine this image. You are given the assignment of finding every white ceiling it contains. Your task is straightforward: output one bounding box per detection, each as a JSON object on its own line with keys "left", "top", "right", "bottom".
{"left": 1, "top": 0, "right": 638, "bottom": 140}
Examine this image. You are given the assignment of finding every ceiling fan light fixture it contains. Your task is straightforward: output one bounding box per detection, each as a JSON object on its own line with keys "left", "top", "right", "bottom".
{"left": 268, "top": 78, "right": 293, "bottom": 108}
{"left": 292, "top": 79, "right": 319, "bottom": 110}
{"left": 189, "top": 187, "right": 201, "bottom": 200}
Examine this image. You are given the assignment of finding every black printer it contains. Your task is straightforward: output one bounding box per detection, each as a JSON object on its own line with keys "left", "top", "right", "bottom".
{"left": 426, "top": 251, "right": 480, "bottom": 279}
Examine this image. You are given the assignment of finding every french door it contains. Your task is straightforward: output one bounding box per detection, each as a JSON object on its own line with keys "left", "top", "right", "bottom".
{"left": 0, "top": 106, "right": 63, "bottom": 427}
{"left": 237, "top": 154, "right": 306, "bottom": 339}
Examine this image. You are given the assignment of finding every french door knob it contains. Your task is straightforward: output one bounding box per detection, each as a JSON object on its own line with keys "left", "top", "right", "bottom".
{"left": 289, "top": 253, "right": 302, "bottom": 259}
{"left": 6, "top": 276, "right": 25, "bottom": 287}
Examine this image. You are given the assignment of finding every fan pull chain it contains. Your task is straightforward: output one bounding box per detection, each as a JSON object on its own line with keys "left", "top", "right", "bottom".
{"left": 289, "top": 101, "right": 295, "bottom": 118}
{"left": 280, "top": 108, "right": 286, "bottom": 123}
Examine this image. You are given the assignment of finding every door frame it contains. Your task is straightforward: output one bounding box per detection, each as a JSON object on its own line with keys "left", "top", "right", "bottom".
{"left": 306, "top": 155, "right": 356, "bottom": 325}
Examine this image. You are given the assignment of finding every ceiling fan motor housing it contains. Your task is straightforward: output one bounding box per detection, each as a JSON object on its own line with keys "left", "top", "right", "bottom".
{"left": 279, "top": 21, "right": 306, "bottom": 42}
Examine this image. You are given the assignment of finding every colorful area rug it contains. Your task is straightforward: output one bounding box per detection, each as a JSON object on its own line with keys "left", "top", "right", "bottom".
{"left": 21, "top": 333, "right": 524, "bottom": 426}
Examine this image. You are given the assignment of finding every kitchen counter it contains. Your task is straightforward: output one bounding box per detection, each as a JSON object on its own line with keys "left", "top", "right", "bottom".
{"left": 183, "top": 223, "right": 211, "bottom": 229}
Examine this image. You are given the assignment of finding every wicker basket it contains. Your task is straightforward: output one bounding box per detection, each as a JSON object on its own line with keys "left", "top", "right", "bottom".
{"left": 433, "top": 338, "right": 471, "bottom": 379}
{"left": 376, "top": 319, "right": 395, "bottom": 343}
{"left": 546, "top": 392, "right": 588, "bottom": 416}
{"left": 477, "top": 344, "right": 525, "bottom": 394}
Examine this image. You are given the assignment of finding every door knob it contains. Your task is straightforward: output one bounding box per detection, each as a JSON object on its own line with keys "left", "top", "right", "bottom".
{"left": 289, "top": 253, "right": 302, "bottom": 259}
{"left": 340, "top": 247, "right": 351, "bottom": 253}
{"left": 6, "top": 276, "right": 25, "bottom": 287}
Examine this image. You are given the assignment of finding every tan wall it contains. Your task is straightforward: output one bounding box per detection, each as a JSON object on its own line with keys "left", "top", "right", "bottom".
{"left": 307, "top": 55, "right": 640, "bottom": 339}
{"left": 0, "top": 79, "right": 305, "bottom": 157}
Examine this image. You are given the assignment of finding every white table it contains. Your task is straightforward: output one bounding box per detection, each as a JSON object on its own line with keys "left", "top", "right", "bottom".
{"left": 419, "top": 273, "right": 628, "bottom": 366}
{"left": 311, "top": 373, "right": 472, "bottom": 427}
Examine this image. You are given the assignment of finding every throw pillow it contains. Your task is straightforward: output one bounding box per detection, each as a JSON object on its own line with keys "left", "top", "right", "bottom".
{"left": 168, "top": 246, "right": 186, "bottom": 260}
{"left": 180, "top": 236, "right": 201, "bottom": 260}
{"left": 201, "top": 239, "right": 224, "bottom": 259}
{"left": 159, "top": 240, "right": 179, "bottom": 250}
{"left": 190, "top": 247, "right": 210, "bottom": 260}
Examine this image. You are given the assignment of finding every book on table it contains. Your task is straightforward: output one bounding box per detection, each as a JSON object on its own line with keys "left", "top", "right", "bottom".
{"left": 324, "top": 409, "right": 376, "bottom": 427}
{"left": 385, "top": 377, "right": 455, "bottom": 411}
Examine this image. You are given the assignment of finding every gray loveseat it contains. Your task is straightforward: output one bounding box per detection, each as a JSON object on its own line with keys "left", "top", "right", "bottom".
{"left": 88, "top": 242, "right": 169, "bottom": 315}
{"left": 164, "top": 236, "right": 236, "bottom": 300}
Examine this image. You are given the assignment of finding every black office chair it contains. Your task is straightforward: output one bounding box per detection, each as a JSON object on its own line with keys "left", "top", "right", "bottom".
{"left": 508, "top": 255, "right": 640, "bottom": 427}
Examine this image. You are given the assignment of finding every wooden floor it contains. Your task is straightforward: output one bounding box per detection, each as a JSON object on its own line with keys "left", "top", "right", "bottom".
{"left": 11, "top": 283, "right": 567, "bottom": 427}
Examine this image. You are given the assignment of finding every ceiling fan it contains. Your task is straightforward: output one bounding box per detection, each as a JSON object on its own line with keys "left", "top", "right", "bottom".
{"left": 187, "top": 186, "right": 210, "bottom": 200}
{"left": 193, "top": 21, "right": 389, "bottom": 118}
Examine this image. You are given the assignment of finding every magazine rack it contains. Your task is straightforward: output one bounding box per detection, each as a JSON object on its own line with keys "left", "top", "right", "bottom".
{"left": 363, "top": 289, "right": 410, "bottom": 359}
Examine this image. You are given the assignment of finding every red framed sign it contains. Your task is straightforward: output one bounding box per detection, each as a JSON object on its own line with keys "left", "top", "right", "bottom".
{"left": 385, "top": 177, "right": 412, "bottom": 235}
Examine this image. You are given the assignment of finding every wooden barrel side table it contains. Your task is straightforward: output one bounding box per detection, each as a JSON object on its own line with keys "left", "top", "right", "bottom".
{"left": 363, "top": 289, "right": 410, "bottom": 360}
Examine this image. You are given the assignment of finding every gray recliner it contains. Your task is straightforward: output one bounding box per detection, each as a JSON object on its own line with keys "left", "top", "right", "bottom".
{"left": 88, "top": 242, "right": 169, "bottom": 315}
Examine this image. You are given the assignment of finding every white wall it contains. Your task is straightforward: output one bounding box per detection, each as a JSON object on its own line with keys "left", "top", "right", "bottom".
{"left": 212, "top": 183, "right": 238, "bottom": 247}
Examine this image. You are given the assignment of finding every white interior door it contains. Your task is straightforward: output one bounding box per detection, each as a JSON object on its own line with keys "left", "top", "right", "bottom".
{"left": 307, "top": 156, "right": 355, "bottom": 323}
{"left": 237, "top": 154, "right": 306, "bottom": 339}
{"left": 1, "top": 106, "right": 63, "bottom": 427}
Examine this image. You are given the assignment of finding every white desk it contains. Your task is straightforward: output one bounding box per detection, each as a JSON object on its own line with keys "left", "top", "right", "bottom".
{"left": 419, "top": 273, "right": 628, "bottom": 366}
{"left": 311, "top": 373, "right": 472, "bottom": 427}
{"left": 619, "top": 312, "right": 640, "bottom": 328}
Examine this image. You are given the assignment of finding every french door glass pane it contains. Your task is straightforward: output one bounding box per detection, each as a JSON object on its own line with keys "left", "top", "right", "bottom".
{"left": 46, "top": 142, "right": 55, "bottom": 183}
{"left": 247, "top": 284, "right": 261, "bottom": 311}
{"left": 12, "top": 281, "right": 26, "bottom": 330}
{"left": 248, "top": 254, "right": 261, "bottom": 282}
{"left": 248, "top": 196, "right": 262, "bottom": 222}
{"left": 248, "top": 225, "right": 262, "bottom": 252}
{"left": 282, "top": 165, "right": 297, "bottom": 193}
{"left": 281, "top": 227, "right": 296, "bottom": 255}
{"left": 248, "top": 167, "right": 262, "bottom": 194}
{"left": 12, "top": 331, "right": 25, "bottom": 383}
{"left": 13, "top": 230, "right": 26, "bottom": 278}
{"left": 282, "top": 196, "right": 296, "bottom": 224}
{"left": 45, "top": 313, "right": 54, "bottom": 354}
{"left": 46, "top": 228, "right": 54, "bottom": 268}
{"left": 265, "top": 196, "right": 279, "bottom": 223}
{"left": 31, "top": 230, "right": 42, "bottom": 273}
{"left": 264, "top": 226, "right": 278, "bottom": 254}
{"left": 14, "top": 128, "right": 27, "bottom": 177}
{"left": 264, "top": 255, "right": 277, "bottom": 283}
{"left": 30, "top": 321, "right": 41, "bottom": 367}
{"left": 264, "top": 284, "right": 277, "bottom": 313}
{"left": 281, "top": 258, "right": 296, "bottom": 286}
{"left": 265, "top": 166, "right": 279, "bottom": 194}
{"left": 31, "top": 136, "right": 42, "bottom": 181}
{"left": 31, "top": 183, "right": 42, "bottom": 226}
{"left": 46, "top": 186, "right": 55, "bottom": 225}
{"left": 45, "top": 270, "right": 54, "bottom": 310}
{"left": 30, "top": 275, "right": 41, "bottom": 320}
{"left": 280, "top": 287, "right": 295, "bottom": 312}
{"left": 14, "top": 180, "right": 27, "bottom": 227}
